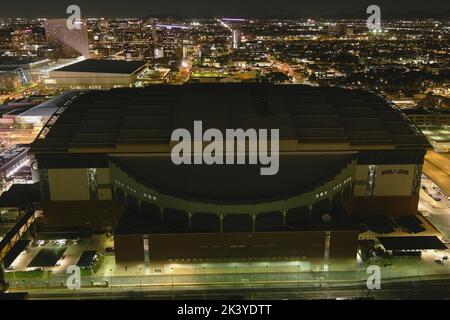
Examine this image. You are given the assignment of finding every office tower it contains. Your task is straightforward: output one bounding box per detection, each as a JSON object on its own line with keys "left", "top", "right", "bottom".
{"left": 44, "top": 19, "right": 89, "bottom": 58}
{"left": 232, "top": 29, "right": 241, "bottom": 49}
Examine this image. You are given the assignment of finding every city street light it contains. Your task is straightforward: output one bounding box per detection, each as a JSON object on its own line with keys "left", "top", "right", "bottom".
{"left": 234, "top": 265, "right": 237, "bottom": 288}
{"left": 139, "top": 267, "right": 142, "bottom": 289}
{"left": 417, "top": 258, "right": 421, "bottom": 277}
{"left": 109, "top": 268, "right": 113, "bottom": 289}
{"left": 203, "top": 266, "right": 206, "bottom": 286}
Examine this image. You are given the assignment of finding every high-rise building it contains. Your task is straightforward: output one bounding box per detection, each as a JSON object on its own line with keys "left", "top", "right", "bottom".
{"left": 232, "top": 29, "right": 241, "bottom": 49}
{"left": 182, "top": 40, "right": 194, "bottom": 59}
{"left": 44, "top": 19, "right": 89, "bottom": 58}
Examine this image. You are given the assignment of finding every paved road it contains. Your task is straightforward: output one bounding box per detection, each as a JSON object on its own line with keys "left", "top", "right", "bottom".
{"left": 424, "top": 152, "right": 450, "bottom": 196}
{"left": 6, "top": 264, "right": 449, "bottom": 292}
{"left": 420, "top": 176, "right": 450, "bottom": 239}
{"left": 20, "top": 277, "right": 450, "bottom": 300}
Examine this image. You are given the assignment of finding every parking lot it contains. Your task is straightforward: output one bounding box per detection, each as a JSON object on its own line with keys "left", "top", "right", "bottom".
{"left": 5, "top": 234, "right": 114, "bottom": 275}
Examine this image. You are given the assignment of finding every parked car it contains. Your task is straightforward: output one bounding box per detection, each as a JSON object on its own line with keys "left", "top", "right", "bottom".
{"left": 35, "top": 240, "right": 46, "bottom": 246}
{"left": 27, "top": 267, "right": 43, "bottom": 272}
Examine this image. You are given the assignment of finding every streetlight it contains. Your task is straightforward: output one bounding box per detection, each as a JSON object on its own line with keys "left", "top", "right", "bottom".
{"left": 171, "top": 267, "right": 174, "bottom": 290}
{"left": 327, "top": 264, "right": 331, "bottom": 281}
{"left": 417, "top": 258, "right": 421, "bottom": 277}
{"left": 203, "top": 266, "right": 206, "bottom": 286}
{"left": 139, "top": 267, "right": 142, "bottom": 289}
{"left": 297, "top": 264, "right": 300, "bottom": 289}
{"left": 234, "top": 265, "right": 237, "bottom": 288}
{"left": 110, "top": 268, "right": 113, "bottom": 289}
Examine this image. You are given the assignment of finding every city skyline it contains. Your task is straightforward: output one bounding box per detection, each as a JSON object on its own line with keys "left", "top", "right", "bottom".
{"left": 0, "top": 2, "right": 449, "bottom": 302}
{"left": 0, "top": 0, "right": 449, "bottom": 18}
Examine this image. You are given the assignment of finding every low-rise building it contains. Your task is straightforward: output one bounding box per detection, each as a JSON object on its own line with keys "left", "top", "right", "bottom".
{"left": 45, "top": 59, "right": 150, "bottom": 89}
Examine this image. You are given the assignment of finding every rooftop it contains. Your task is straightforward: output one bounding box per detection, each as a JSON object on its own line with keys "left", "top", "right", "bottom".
{"left": 31, "top": 83, "right": 431, "bottom": 154}
{"left": 53, "top": 59, "right": 149, "bottom": 75}
{"left": 378, "top": 236, "right": 448, "bottom": 251}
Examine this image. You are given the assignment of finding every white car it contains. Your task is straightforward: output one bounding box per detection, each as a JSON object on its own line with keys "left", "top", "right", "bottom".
{"left": 36, "top": 240, "right": 45, "bottom": 246}
{"left": 27, "top": 267, "right": 43, "bottom": 272}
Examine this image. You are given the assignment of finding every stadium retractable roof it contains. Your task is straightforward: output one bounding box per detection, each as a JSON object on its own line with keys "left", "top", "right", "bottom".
{"left": 31, "top": 83, "right": 431, "bottom": 154}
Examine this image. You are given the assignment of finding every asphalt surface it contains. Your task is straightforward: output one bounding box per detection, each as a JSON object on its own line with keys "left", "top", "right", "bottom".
{"left": 21, "top": 277, "right": 450, "bottom": 300}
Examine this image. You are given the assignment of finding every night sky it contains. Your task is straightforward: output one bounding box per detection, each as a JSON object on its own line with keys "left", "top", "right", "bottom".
{"left": 0, "top": 0, "right": 448, "bottom": 18}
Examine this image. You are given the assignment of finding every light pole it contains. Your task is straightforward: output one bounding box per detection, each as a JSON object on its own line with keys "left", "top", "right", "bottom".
{"left": 203, "top": 266, "right": 206, "bottom": 286}
{"left": 171, "top": 267, "right": 174, "bottom": 290}
{"left": 328, "top": 264, "right": 331, "bottom": 281}
{"left": 234, "top": 265, "right": 237, "bottom": 288}
{"left": 417, "top": 258, "right": 421, "bottom": 277}
{"left": 297, "top": 264, "right": 300, "bottom": 289}
{"left": 109, "top": 268, "right": 112, "bottom": 289}
{"left": 139, "top": 267, "right": 142, "bottom": 289}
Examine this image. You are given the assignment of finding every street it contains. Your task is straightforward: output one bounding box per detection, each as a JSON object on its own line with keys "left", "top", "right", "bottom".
{"left": 16, "top": 276, "right": 450, "bottom": 300}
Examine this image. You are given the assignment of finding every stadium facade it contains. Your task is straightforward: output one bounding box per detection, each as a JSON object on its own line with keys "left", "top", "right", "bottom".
{"left": 30, "top": 83, "right": 430, "bottom": 273}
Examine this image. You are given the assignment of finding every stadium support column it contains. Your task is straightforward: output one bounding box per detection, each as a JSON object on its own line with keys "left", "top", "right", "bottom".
{"left": 324, "top": 231, "right": 331, "bottom": 272}
{"left": 188, "top": 212, "right": 192, "bottom": 230}
{"left": 143, "top": 234, "right": 150, "bottom": 275}
{"left": 219, "top": 214, "right": 224, "bottom": 232}
{"left": 308, "top": 204, "right": 313, "bottom": 224}
{"left": 282, "top": 210, "right": 287, "bottom": 227}
{"left": 252, "top": 214, "right": 256, "bottom": 232}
